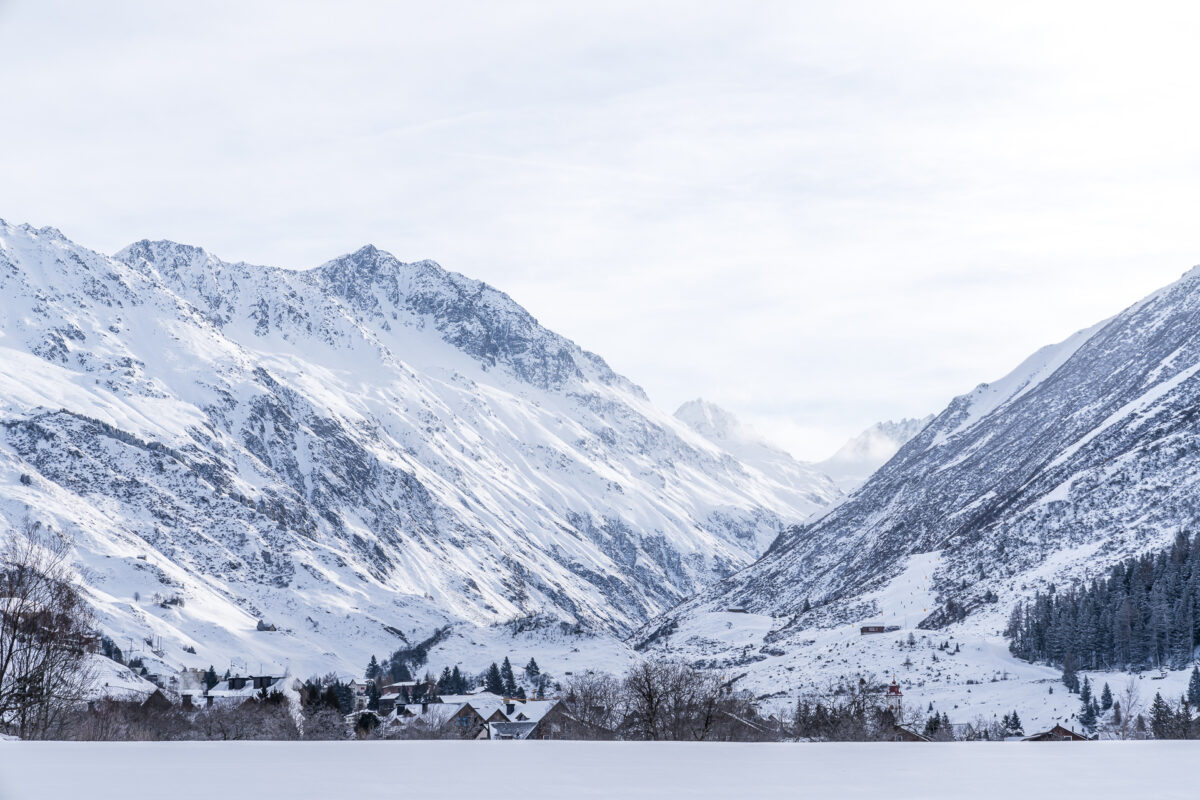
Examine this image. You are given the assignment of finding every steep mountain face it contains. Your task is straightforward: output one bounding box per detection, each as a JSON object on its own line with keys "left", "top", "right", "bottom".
{"left": 817, "top": 416, "right": 933, "bottom": 492}
{"left": 639, "top": 265, "right": 1200, "bottom": 710}
{"left": 673, "top": 399, "right": 842, "bottom": 540}
{"left": 0, "top": 220, "right": 833, "bottom": 678}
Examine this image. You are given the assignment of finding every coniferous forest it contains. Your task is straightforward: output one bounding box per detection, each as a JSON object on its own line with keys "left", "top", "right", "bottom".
{"left": 1006, "top": 532, "right": 1200, "bottom": 671}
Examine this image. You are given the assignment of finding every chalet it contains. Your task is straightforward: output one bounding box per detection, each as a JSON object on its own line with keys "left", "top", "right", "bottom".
{"left": 179, "top": 673, "right": 288, "bottom": 710}
{"left": 1022, "top": 724, "right": 1090, "bottom": 742}
{"left": 860, "top": 625, "right": 886, "bottom": 635}
{"left": 482, "top": 699, "right": 571, "bottom": 740}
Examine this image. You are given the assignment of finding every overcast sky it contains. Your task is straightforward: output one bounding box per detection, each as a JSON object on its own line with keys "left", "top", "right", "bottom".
{"left": 2, "top": 1, "right": 1198, "bottom": 459}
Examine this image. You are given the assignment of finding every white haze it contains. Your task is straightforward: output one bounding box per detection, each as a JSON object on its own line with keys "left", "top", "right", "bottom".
{"left": 0, "top": 1, "right": 1197, "bottom": 459}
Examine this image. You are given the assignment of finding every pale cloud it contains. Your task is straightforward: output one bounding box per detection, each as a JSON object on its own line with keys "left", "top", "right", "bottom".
{"left": 1, "top": 1, "right": 1197, "bottom": 459}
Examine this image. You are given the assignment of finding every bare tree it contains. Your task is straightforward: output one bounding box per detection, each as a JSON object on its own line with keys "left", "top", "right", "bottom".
{"left": 0, "top": 519, "right": 95, "bottom": 738}
{"left": 621, "top": 660, "right": 757, "bottom": 741}
{"left": 563, "top": 671, "right": 623, "bottom": 737}
{"left": 1116, "top": 677, "right": 1143, "bottom": 740}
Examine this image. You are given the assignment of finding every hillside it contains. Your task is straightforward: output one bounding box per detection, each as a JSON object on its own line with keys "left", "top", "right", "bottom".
{"left": 0, "top": 220, "right": 835, "bottom": 680}
{"left": 638, "top": 264, "right": 1200, "bottom": 726}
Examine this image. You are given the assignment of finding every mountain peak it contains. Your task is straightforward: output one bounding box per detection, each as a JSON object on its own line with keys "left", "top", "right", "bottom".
{"left": 818, "top": 415, "right": 933, "bottom": 491}
{"left": 674, "top": 399, "right": 748, "bottom": 443}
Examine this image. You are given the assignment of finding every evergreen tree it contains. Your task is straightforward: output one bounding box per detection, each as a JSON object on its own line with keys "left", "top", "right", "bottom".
{"left": 437, "top": 666, "right": 453, "bottom": 693}
{"left": 365, "top": 655, "right": 380, "bottom": 680}
{"left": 366, "top": 682, "right": 380, "bottom": 711}
{"left": 1188, "top": 666, "right": 1200, "bottom": 708}
{"left": 524, "top": 658, "right": 541, "bottom": 682}
{"left": 485, "top": 662, "right": 505, "bottom": 695}
{"left": 1080, "top": 697, "right": 1097, "bottom": 731}
{"left": 1150, "top": 692, "right": 1176, "bottom": 739}
{"left": 450, "top": 666, "right": 465, "bottom": 695}
{"left": 389, "top": 660, "right": 412, "bottom": 683}
{"left": 203, "top": 665, "right": 219, "bottom": 690}
{"left": 1061, "top": 656, "right": 1079, "bottom": 694}
{"left": 1079, "top": 675, "right": 1092, "bottom": 705}
{"left": 1100, "top": 682, "right": 1113, "bottom": 711}
{"left": 500, "top": 657, "right": 518, "bottom": 697}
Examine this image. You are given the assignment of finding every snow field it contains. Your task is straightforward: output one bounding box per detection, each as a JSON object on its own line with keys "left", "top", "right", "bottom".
{"left": 1, "top": 740, "right": 1196, "bottom": 800}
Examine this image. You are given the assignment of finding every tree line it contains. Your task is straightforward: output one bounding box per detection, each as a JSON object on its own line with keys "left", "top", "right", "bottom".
{"left": 1006, "top": 531, "right": 1200, "bottom": 671}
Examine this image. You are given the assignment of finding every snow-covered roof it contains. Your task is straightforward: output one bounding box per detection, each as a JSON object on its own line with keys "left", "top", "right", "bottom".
{"left": 488, "top": 721, "right": 538, "bottom": 740}
{"left": 435, "top": 692, "right": 502, "bottom": 705}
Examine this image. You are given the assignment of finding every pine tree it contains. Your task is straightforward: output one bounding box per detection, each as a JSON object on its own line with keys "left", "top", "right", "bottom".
{"left": 1100, "top": 682, "right": 1113, "bottom": 711}
{"left": 365, "top": 655, "right": 380, "bottom": 680}
{"left": 485, "top": 662, "right": 505, "bottom": 695}
{"left": 501, "top": 657, "right": 518, "bottom": 697}
{"left": 450, "top": 665, "right": 465, "bottom": 694}
{"left": 1080, "top": 698, "right": 1097, "bottom": 731}
{"left": 389, "top": 660, "right": 412, "bottom": 683}
{"left": 1188, "top": 666, "right": 1200, "bottom": 708}
{"left": 1061, "top": 656, "right": 1079, "bottom": 693}
{"left": 1079, "top": 675, "right": 1092, "bottom": 705}
{"left": 366, "top": 682, "right": 380, "bottom": 711}
{"left": 524, "top": 658, "right": 541, "bottom": 681}
{"left": 437, "top": 666, "right": 453, "bottom": 693}
{"left": 203, "top": 665, "right": 219, "bottom": 690}
{"left": 1149, "top": 692, "right": 1175, "bottom": 739}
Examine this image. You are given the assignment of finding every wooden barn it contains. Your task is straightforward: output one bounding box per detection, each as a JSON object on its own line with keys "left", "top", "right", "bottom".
{"left": 1023, "top": 724, "right": 1090, "bottom": 742}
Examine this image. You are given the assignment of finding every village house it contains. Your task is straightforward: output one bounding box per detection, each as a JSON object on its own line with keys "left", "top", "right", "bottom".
{"left": 382, "top": 694, "right": 570, "bottom": 740}
{"left": 377, "top": 679, "right": 438, "bottom": 714}
{"left": 179, "top": 672, "right": 287, "bottom": 710}
{"left": 1022, "top": 724, "right": 1091, "bottom": 742}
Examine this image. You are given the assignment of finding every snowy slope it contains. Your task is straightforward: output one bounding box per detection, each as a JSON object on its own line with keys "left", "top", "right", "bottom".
{"left": 0, "top": 220, "right": 834, "bottom": 681}
{"left": 816, "top": 416, "right": 933, "bottom": 492}
{"left": 674, "top": 399, "right": 841, "bottom": 547}
{"left": 640, "top": 264, "right": 1200, "bottom": 725}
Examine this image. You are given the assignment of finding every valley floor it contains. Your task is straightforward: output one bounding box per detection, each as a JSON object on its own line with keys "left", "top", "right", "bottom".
{"left": 1, "top": 740, "right": 1196, "bottom": 799}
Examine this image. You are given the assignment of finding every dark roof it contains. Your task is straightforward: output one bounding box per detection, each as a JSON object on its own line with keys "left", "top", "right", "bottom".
{"left": 1022, "top": 724, "right": 1089, "bottom": 742}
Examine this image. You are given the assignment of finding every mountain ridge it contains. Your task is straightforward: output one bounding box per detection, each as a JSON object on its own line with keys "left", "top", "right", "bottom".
{"left": 0, "top": 219, "right": 835, "bottom": 681}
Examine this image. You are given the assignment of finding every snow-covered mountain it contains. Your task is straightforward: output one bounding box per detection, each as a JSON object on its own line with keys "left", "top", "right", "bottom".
{"left": 674, "top": 399, "right": 842, "bottom": 533}
{"left": 0, "top": 220, "right": 835, "bottom": 680}
{"left": 638, "top": 264, "right": 1200, "bottom": 725}
{"left": 817, "top": 416, "right": 933, "bottom": 492}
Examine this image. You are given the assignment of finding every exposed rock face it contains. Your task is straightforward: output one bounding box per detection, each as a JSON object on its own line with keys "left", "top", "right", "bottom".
{"left": 644, "top": 264, "right": 1200, "bottom": 652}
{"left": 0, "top": 220, "right": 835, "bottom": 677}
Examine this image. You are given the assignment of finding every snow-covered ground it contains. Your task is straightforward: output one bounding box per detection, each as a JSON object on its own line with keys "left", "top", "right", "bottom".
{"left": 651, "top": 551, "right": 1198, "bottom": 732}
{"left": 0, "top": 741, "right": 1195, "bottom": 799}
